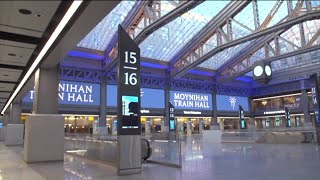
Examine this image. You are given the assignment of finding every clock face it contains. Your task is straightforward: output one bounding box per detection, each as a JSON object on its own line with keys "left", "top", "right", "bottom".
{"left": 253, "top": 65, "right": 263, "bottom": 77}
{"left": 265, "top": 65, "right": 272, "bottom": 76}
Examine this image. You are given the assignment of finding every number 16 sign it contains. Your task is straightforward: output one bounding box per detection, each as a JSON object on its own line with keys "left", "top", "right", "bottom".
{"left": 117, "top": 25, "right": 141, "bottom": 135}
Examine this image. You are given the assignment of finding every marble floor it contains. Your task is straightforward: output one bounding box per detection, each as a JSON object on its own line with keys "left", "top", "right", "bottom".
{"left": 1, "top": 136, "right": 320, "bottom": 180}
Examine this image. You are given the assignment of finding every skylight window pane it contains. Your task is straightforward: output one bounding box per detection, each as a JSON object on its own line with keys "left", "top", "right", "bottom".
{"left": 140, "top": 1, "right": 230, "bottom": 62}
{"left": 77, "top": 1, "right": 135, "bottom": 51}
{"left": 198, "top": 40, "right": 252, "bottom": 70}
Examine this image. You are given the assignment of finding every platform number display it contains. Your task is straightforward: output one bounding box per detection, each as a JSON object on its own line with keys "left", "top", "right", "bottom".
{"left": 117, "top": 25, "right": 141, "bottom": 135}
{"left": 124, "top": 51, "right": 138, "bottom": 86}
{"left": 169, "top": 102, "right": 175, "bottom": 131}
{"left": 239, "top": 105, "right": 246, "bottom": 129}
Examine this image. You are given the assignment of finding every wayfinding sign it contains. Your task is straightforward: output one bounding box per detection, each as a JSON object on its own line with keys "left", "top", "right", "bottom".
{"left": 169, "top": 102, "right": 175, "bottom": 131}
{"left": 285, "top": 107, "right": 291, "bottom": 127}
{"left": 310, "top": 74, "right": 320, "bottom": 125}
{"left": 239, "top": 105, "right": 246, "bottom": 129}
{"left": 117, "top": 25, "right": 141, "bottom": 135}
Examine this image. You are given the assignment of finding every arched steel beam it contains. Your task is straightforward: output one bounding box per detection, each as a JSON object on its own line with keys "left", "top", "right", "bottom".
{"left": 170, "top": 11, "right": 320, "bottom": 79}
{"left": 168, "top": 1, "right": 251, "bottom": 68}
{"left": 216, "top": 0, "right": 305, "bottom": 78}
{"left": 223, "top": 43, "right": 320, "bottom": 82}
{"left": 104, "top": 1, "right": 204, "bottom": 73}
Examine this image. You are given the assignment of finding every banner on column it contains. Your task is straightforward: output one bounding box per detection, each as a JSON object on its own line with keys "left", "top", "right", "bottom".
{"left": 169, "top": 102, "right": 175, "bottom": 131}
{"left": 310, "top": 74, "right": 320, "bottom": 125}
{"left": 285, "top": 107, "right": 291, "bottom": 127}
{"left": 239, "top": 105, "right": 246, "bottom": 129}
{"left": 117, "top": 25, "right": 141, "bottom": 135}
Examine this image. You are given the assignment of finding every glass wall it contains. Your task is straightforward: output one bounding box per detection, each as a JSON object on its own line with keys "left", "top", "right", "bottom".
{"left": 253, "top": 94, "right": 303, "bottom": 113}
{"left": 176, "top": 117, "right": 212, "bottom": 135}
{"left": 254, "top": 115, "right": 306, "bottom": 129}
{"left": 64, "top": 116, "right": 97, "bottom": 134}
{"left": 218, "top": 117, "right": 250, "bottom": 130}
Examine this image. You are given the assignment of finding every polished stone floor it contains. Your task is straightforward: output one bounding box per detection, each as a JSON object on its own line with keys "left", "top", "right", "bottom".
{"left": 1, "top": 136, "right": 320, "bottom": 180}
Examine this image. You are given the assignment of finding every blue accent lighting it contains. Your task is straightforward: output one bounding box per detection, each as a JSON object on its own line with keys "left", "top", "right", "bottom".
{"left": 188, "top": 69, "right": 214, "bottom": 76}
{"left": 68, "top": 50, "right": 104, "bottom": 60}
{"left": 140, "top": 62, "right": 167, "bottom": 69}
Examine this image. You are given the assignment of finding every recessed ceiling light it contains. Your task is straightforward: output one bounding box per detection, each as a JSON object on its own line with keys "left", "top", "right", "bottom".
{"left": 19, "top": 9, "right": 32, "bottom": 15}
{"left": 8, "top": 53, "right": 16, "bottom": 57}
{"left": 2, "top": 74, "right": 9, "bottom": 77}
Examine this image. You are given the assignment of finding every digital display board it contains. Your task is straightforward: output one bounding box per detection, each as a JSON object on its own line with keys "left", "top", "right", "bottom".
{"left": 23, "top": 80, "right": 100, "bottom": 105}
{"left": 285, "top": 107, "right": 291, "bottom": 127}
{"left": 216, "top": 95, "right": 249, "bottom": 111}
{"left": 311, "top": 74, "right": 320, "bottom": 125}
{"left": 170, "top": 91, "right": 212, "bottom": 110}
{"left": 239, "top": 105, "right": 246, "bottom": 129}
{"left": 169, "top": 102, "right": 175, "bottom": 131}
{"left": 117, "top": 25, "right": 141, "bottom": 135}
{"left": 107, "top": 85, "right": 165, "bottom": 108}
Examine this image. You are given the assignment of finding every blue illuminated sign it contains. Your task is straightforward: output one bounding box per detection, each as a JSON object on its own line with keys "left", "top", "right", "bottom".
{"left": 170, "top": 91, "right": 213, "bottom": 110}
{"left": 107, "top": 85, "right": 165, "bottom": 108}
{"left": 216, "top": 95, "right": 249, "bottom": 111}
{"left": 23, "top": 81, "right": 100, "bottom": 105}
{"left": 107, "top": 85, "right": 117, "bottom": 107}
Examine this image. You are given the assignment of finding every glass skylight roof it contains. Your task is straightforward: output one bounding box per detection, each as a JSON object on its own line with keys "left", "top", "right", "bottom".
{"left": 77, "top": 1, "right": 135, "bottom": 51}
{"left": 198, "top": 40, "right": 253, "bottom": 70}
{"left": 133, "top": 1, "right": 180, "bottom": 37}
{"left": 271, "top": 49, "right": 320, "bottom": 71}
{"left": 140, "top": 0, "right": 230, "bottom": 61}
{"left": 271, "top": 19, "right": 320, "bottom": 71}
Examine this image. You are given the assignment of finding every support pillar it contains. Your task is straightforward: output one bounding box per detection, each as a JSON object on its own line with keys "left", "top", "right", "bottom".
{"left": 211, "top": 90, "right": 219, "bottom": 130}
{"left": 0, "top": 111, "right": 9, "bottom": 141}
{"left": 3, "top": 111, "right": 9, "bottom": 127}
{"left": 24, "top": 66, "right": 64, "bottom": 163}
{"left": 248, "top": 97, "right": 255, "bottom": 129}
{"left": 32, "top": 66, "right": 59, "bottom": 114}
{"left": 9, "top": 102, "right": 22, "bottom": 124}
{"left": 186, "top": 120, "right": 192, "bottom": 136}
{"left": 301, "top": 89, "right": 311, "bottom": 127}
{"left": 145, "top": 118, "right": 151, "bottom": 135}
{"left": 99, "top": 77, "right": 107, "bottom": 135}
{"left": 163, "top": 82, "right": 170, "bottom": 132}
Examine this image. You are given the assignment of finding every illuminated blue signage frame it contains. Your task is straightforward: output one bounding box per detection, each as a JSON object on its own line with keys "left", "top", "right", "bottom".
{"left": 23, "top": 80, "right": 100, "bottom": 106}
{"left": 216, "top": 95, "right": 249, "bottom": 111}
{"left": 169, "top": 91, "right": 213, "bottom": 110}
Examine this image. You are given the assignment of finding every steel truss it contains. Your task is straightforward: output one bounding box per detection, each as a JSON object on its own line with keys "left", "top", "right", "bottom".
{"left": 104, "top": 0, "right": 204, "bottom": 72}
{"left": 60, "top": 66, "right": 103, "bottom": 83}
{"left": 252, "top": 78, "right": 314, "bottom": 96}
{"left": 170, "top": 1, "right": 320, "bottom": 79}
{"left": 218, "top": 0, "right": 320, "bottom": 81}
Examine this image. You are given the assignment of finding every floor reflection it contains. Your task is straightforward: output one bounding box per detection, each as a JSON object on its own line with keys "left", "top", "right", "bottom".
{"left": 0, "top": 135, "right": 320, "bottom": 180}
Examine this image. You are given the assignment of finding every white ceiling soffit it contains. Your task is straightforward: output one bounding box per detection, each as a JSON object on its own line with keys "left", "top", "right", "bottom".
{"left": 0, "top": 82, "right": 15, "bottom": 92}
{"left": 0, "top": 1, "right": 60, "bottom": 37}
{"left": 0, "top": 92, "right": 10, "bottom": 98}
{"left": 0, "top": 68, "right": 22, "bottom": 82}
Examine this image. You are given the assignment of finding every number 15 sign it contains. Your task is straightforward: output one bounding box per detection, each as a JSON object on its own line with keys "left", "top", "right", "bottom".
{"left": 117, "top": 25, "right": 141, "bottom": 135}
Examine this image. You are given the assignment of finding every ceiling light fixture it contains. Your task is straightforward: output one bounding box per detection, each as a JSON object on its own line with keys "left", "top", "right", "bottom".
{"left": 1, "top": 1, "right": 83, "bottom": 115}
{"left": 19, "top": 9, "right": 32, "bottom": 15}
{"left": 8, "top": 53, "right": 16, "bottom": 57}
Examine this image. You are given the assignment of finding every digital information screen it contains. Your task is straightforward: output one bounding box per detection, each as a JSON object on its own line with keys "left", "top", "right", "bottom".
{"left": 117, "top": 25, "right": 141, "bottom": 135}
{"left": 239, "top": 105, "right": 246, "bottom": 129}
{"left": 169, "top": 102, "right": 175, "bottom": 131}
{"left": 285, "top": 107, "right": 291, "bottom": 127}
{"left": 311, "top": 74, "right": 320, "bottom": 125}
